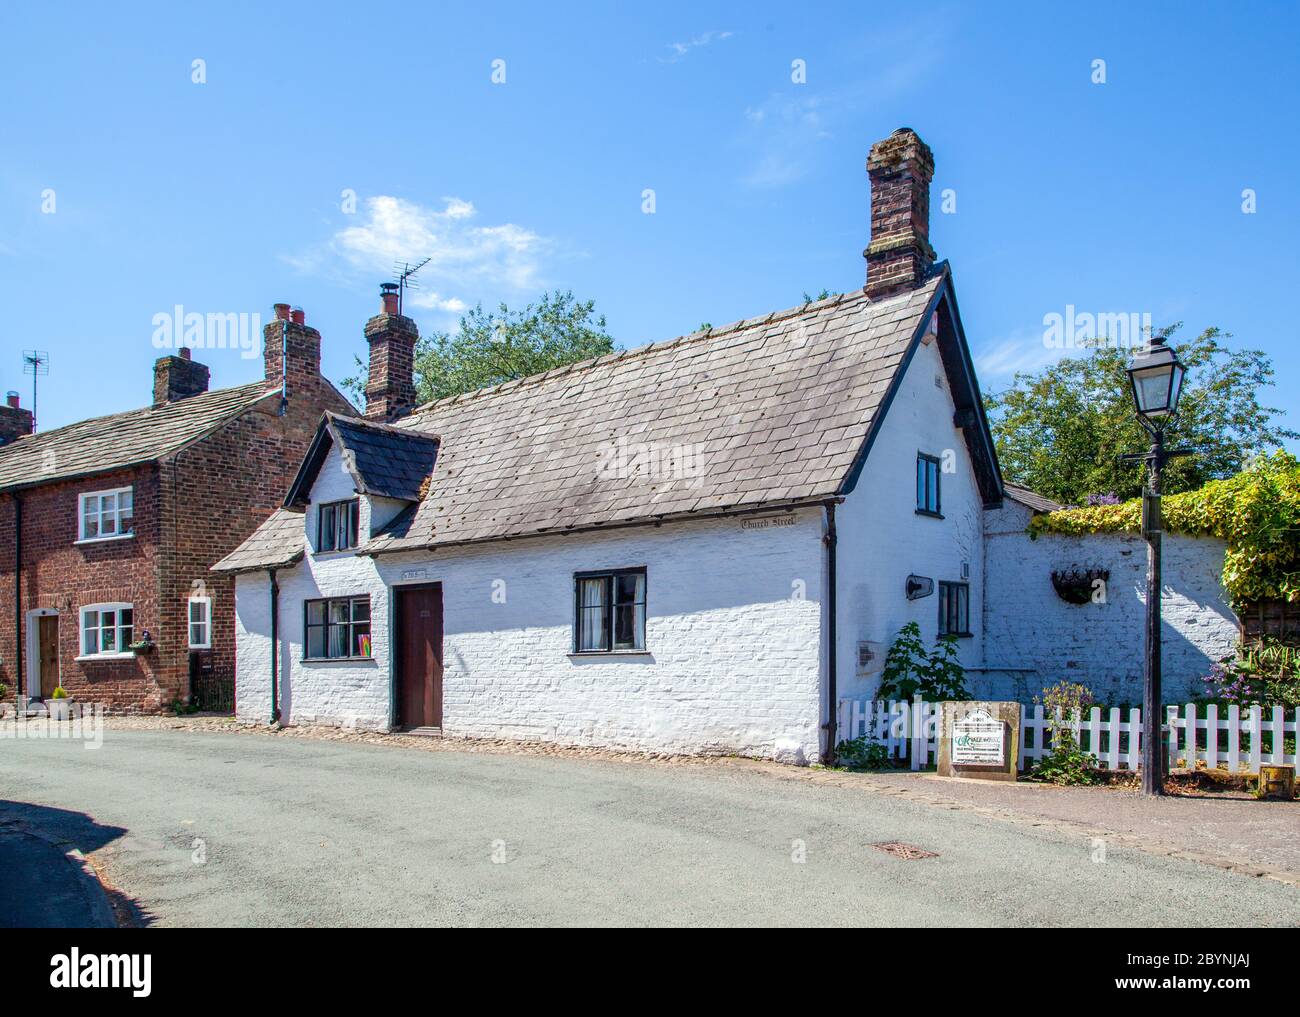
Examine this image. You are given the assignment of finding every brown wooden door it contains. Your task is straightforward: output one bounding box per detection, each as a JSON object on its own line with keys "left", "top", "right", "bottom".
{"left": 396, "top": 584, "right": 443, "bottom": 729}
{"left": 38, "top": 615, "right": 59, "bottom": 698}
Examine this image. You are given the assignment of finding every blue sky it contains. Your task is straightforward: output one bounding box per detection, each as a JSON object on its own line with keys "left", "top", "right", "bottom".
{"left": 2, "top": 1, "right": 1298, "bottom": 441}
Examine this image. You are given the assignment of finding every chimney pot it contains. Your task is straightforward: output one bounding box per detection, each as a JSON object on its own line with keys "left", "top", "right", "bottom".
{"left": 273, "top": 302, "right": 291, "bottom": 321}
{"left": 380, "top": 282, "right": 400, "bottom": 316}
{"left": 5, "top": 391, "right": 18, "bottom": 409}
{"left": 178, "top": 346, "right": 192, "bottom": 360}
{"left": 291, "top": 307, "right": 305, "bottom": 325}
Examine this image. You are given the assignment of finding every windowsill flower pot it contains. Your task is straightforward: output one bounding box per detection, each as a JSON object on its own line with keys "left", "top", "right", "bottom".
{"left": 129, "top": 631, "right": 155, "bottom": 655}
{"left": 48, "top": 687, "right": 72, "bottom": 721}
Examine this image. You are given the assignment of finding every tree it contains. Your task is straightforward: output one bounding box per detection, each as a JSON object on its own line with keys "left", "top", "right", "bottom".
{"left": 342, "top": 290, "right": 615, "bottom": 405}
{"left": 984, "top": 325, "right": 1297, "bottom": 505}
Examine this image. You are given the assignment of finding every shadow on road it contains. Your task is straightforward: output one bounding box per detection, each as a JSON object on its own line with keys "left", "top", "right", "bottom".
{"left": 0, "top": 799, "right": 154, "bottom": 927}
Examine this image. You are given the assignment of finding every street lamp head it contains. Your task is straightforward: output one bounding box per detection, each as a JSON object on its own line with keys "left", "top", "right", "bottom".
{"left": 1127, "top": 333, "right": 1185, "bottom": 429}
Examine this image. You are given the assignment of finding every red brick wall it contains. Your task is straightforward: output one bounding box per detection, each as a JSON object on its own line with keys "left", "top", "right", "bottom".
{"left": 0, "top": 465, "right": 166, "bottom": 711}
{"left": 0, "top": 378, "right": 353, "bottom": 713}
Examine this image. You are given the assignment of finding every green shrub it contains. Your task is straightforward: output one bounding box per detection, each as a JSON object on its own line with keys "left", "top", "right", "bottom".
{"left": 51, "top": 686, "right": 68, "bottom": 700}
{"left": 835, "top": 734, "right": 892, "bottom": 770}
{"left": 875, "top": 622, "right": 970, "bottom": 701}
{"left": 1031, "top": 681, "right": 1102, "bottom": 785}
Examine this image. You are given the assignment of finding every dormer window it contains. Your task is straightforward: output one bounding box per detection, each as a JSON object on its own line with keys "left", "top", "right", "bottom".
{"left": 78, "top": 486, "right": 134, "bottom": 542}
{"left": 318, "top": 498, "right": 359, "bottom": 552}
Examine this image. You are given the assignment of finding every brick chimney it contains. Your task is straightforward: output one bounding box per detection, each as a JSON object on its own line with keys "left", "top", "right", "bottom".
{"left": 152, "top": 347, "right": 211, "bottom": 407}
{"left": 364, "top": 283, "right": 419, "bottom": 421}
{"left": 0, "top": 391, "right": 33, "bottom": 445}
{"left": 263, "top": 302, "right": 322, "bottom": 400}
{"left": 864, "top": 127, "right": 935, "bottom": 299}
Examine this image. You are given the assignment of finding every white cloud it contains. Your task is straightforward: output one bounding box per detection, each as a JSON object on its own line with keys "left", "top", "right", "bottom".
{"left": 285, "top": 195, "right": 550, "bottom": 314}
{"left": 661, "top": 30, "right": 733, "bottom": 63}
{"left": 739, "top": 94, "right": 831, "bottom": 188}
{"left": 975, "top": 329, "right": 1067, "bottom": 383}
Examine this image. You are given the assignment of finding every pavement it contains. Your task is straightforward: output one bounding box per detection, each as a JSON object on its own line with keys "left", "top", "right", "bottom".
{"left": 1, "top": 726, "right": 1298, "bottom": 927}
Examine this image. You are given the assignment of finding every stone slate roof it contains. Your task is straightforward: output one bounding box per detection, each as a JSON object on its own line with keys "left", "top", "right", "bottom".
{"left": 0, "top": 381, "right": 280, "bottom": 492}
{"left": 317, "top": 413, "right": 439, "bottom": 503}
{"left": 1003, "top": 483, "right": 1062, "bottom": 514}
{"left": 211, "top": 508, "right": 306, "bottom": 573}
{"left": 362, "top": 272, "right": 950, "bottom": 554}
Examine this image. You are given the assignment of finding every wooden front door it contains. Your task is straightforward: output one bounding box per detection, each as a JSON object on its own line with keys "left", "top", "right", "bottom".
{"left": 37, "top": 615, "right": 59, "bottom": 698}
{"left": 396, "top": 584, "right": 443, "bottom": 730}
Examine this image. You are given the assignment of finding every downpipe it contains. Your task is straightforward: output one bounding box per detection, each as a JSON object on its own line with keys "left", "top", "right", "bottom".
{"left": 269, "top": 568, "right": 281, "bottom": 724}
{"left": 822, "top": 500, "right": 838, "bottom": 765}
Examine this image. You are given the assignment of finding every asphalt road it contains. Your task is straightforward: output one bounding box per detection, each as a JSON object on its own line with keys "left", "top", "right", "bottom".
{"left": 2, "top": 729, "right": 1297, "bottom": 927}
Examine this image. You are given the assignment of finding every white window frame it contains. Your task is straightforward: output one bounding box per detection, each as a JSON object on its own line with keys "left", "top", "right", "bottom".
{"left": 188, "top": 597, "right": 212, "bottom": 650}
{"left": 77, "top": 602, "right": 135, "bottom": 660}
{"left": 77, "top": 486, "right": 135, "bottom": 543}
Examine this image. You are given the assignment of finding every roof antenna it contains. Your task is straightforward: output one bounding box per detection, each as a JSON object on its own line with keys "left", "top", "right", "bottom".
{"left": 22, "top": 350, "right": 48, "bottom": 433}
{"left": 392, "top": 257, "right": 431, "bottom": 316}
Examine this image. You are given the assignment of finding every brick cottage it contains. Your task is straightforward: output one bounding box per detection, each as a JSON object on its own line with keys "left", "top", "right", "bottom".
{"left": 0, "top": 308, "right": 353, "bottom": 712}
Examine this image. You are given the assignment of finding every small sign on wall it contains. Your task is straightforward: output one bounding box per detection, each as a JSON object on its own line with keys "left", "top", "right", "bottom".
{"left": 399, "top": 568, "right": 428, "bottom": 582}
{"left": 740, "top": 514, "right": 797, "bottom": 531}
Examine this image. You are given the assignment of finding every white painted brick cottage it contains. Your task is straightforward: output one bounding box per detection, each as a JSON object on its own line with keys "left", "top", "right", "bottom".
{"left": 215, "top": 128, "right": 1238, "bottom": 761}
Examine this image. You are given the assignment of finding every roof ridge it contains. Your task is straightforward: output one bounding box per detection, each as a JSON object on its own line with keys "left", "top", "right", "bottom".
{"left": 407, "top": 287, "right": 891, "bottom": 417}
{"left": 0, "top": 379, "right": 276, "bottom": 445}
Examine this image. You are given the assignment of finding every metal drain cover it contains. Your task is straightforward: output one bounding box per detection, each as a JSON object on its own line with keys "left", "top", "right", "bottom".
{"left": 872, "top": 841, "right": 939, "bottom": 860}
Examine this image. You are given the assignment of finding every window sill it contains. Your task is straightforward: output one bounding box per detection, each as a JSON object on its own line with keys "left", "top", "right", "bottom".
{"left": 188, "top": 644, "right": 211, "bottom": 651}
{"left": 940, "top": 632, "right": 975, "bottom": 639}
{"left": 301, "top": 656, "right": 376, "bottom": 665}
{"left": 914, "top": 509, "right": 944, "bottom": 520}
{"left": 75, "top": 534, "right": 136, "bottom": 546}
{"left": 312, "top": 549, "right": 359, "bottom": 560}
{"left": 568, "top": 650, "right": 652, "bottom": 658}
{"left": 75, "top": 653, "right": 135, "bottom": 662}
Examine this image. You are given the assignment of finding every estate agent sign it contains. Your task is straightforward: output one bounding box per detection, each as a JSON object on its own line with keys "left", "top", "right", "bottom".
{"left": 937, "top": 701, "right": 1021, "bottom": 781}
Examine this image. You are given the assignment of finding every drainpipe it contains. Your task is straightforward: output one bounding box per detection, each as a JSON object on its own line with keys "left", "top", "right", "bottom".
{"left": 822, "top": 500, "right": 838, "bottom": 764}
{"left": 279, "top": 320, "right": 288, "bottom": 416}
{"left": 269, "top": 568, "right": 281, "bottom": 724}
{"left": 12, "top": 494, "right": 21, "bottom": 702}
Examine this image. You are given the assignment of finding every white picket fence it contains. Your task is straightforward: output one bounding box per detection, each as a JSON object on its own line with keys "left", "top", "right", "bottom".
{"left": 837, "top": 697, "right": 1298, "bottom": 773}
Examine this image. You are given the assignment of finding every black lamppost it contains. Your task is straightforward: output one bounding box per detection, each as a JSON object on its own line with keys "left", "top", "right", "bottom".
{"left": 1124, "top": 334, "right": 1187, "bottom": 796}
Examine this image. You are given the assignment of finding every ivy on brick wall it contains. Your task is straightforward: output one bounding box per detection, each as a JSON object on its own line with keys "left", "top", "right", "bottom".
{"left": 1028, "top": 450, "right": 1300, "bottom": 605}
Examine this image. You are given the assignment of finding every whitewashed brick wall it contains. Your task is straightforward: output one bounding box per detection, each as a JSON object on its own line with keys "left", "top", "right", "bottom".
{"left": 980, "top": 498, "right": 1239, "bottom": 704}
{"left": 836, "top": 335, "right": 987, "bottom": 700}
{"left": 233, "top": 441, "right": 826, "bottom": 761}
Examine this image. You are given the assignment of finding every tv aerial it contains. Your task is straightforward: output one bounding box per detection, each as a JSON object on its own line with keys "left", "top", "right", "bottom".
{"left": 392, "top": 257, "right": 431, "bottom": 316}
{"left": 22, "top": 350, "right": 48, "bottom": 432}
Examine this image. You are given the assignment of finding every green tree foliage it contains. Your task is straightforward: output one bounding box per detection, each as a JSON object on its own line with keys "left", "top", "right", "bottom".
{"left": 342, "top": 291, "right": 615, "bottom": 405}
{"left": 984, "top": 326, "right": 1296, "bottom": 505}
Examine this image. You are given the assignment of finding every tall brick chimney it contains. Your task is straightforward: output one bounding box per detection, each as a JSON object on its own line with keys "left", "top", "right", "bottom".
{"left": 864, "top": 127, "right": 935, "bottom": 300}
{"left": 364, "top": 283, "right": 419, "bottom": 421}
{"left": 263, "top": 301, "right": 322, "bottom": 400}
{"left": 0, "top": 391, "right": 33, "bottom": 445}
{"left": 152, "top": 347, "right": 211, "bottom": 407}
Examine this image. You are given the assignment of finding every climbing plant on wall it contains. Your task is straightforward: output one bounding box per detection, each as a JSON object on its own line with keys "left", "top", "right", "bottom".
{"left": 1028, "top": 450, "right": 1300, "bottom": 606}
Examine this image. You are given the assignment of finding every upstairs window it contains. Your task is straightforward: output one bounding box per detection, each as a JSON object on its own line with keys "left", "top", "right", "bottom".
{"left": 188, "top": 597, "right": 212, "bottom": 649}
{"left": 916, "top": 453, "right": 941, "bottom": 516}
{"left": 318, "top": 499, "right": 360, "bottom": 552}
{"left": 305, "top": 596, "right": 372, "bottom": 660}
{"left": 938, "top": 581, "right": 971, "bottom": 637}
{"left": 80, "top": 603, "right": 134, "bottom": 657}
{"left": 79, "top": 487, "right": 134, "bottom": 541}
{"left": 574, "top": 568, "right": 647, "bottom": 653}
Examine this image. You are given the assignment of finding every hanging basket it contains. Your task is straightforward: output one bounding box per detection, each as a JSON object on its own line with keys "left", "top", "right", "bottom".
{"left": 1051, "top": 569, "right": 1109, "bottom": 605}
